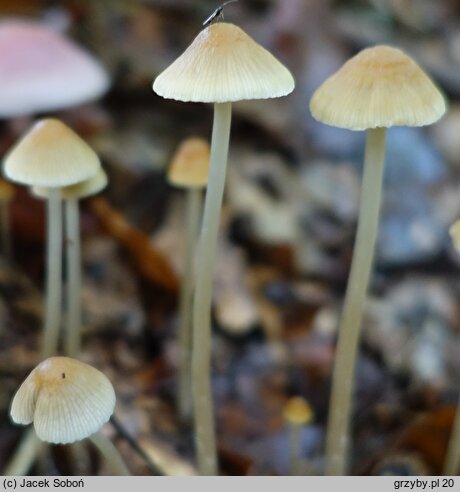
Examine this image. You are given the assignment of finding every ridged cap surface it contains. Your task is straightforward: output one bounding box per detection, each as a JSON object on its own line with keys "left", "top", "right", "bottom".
{"left": 10, "top": 357, "right": 115, "bottom": 444}
{"left": 310, "top": 45, "right": 447, "bottom": 130}
{"left": 153, "top": 23, "right": 295, "bottom": 103}
{"left": 4, "top": 118, "right": 101, "bottom": 187}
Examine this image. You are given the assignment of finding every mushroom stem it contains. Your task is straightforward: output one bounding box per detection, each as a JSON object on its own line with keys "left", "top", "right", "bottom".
{"left": 69, "top": 441, "right": 92, "bottom": 474}
{"left": 64, "top": 197, "right": 82, "bottom": 357}
{"left": 178, "top": 187, "right": 203, "bottom": 422}
{"left": 0, "top": 201, "right": 12, "bottom": 260}
{"left": 3, "top": 428, "right": 42, "bottom": 475}
{"left": 288, "top": 423, "right": 303, "bottom": 475}
{"left": 325, "top": 127, "right": 386, "bottom": 476}
{"left": 89, "top": 432, "right": 131, "bottom": 476}
{"left": 42, "top": 188, "right": 63, "bottom": 358}
{"left": 192, "top": 102, "right": 232, "bottom": 475}
{"left": 443, "top": 399, "right": 460, "bottom": 475}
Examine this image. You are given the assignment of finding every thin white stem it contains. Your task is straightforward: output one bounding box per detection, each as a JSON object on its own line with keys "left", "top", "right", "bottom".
{"left": 42, "top": 188, "right": 63, "bottom": 358}
{"left": 178, "top": 188, "right": 203, "bottom": 422}
{"left": 69, "top": 441, "right": 92, "bottom": 475}
{"left": 192, "top": 102, "right": 232, "bottom": 475}
{"left": 64, "top": 198, "right": 82, "bottom": 357}
{"left": 325, "top": 128, "right": 387, "bottom": 475}
{"left": 89, "top": 432, "right": 131, "bottom": 476}
{"left": 443, "top": 397, "right": 460, "bottom": 475}
{"left": 2, "top": 428, "right": 42, "bottom": 476}
{"left": 0, "top": 202, "right": 12, "bottom": 261}
{"left": 288, "top": 423, "right": 303, "bottom": 476}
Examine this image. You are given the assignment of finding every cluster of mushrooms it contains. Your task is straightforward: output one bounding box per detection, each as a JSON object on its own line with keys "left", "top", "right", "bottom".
{"left": 3, "top": 7, "right": 459, "bottom": 478}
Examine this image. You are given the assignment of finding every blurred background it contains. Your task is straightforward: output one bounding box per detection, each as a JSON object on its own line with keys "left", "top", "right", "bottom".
{"left": 1, "top": 0, "right": 460, "bottom": 476}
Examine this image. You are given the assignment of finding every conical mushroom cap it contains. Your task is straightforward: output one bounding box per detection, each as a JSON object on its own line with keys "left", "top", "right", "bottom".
{"left": 167, "top": 137, "right": 210, "bottom": 188}
{"left": 3, "top": 118, "right": 101, "bottom": 187}
{"left": 10, "top": 357, "right": 115, "bottom": 444}
{"left": 310, "top": 45, "right": 447, "bottom": 131}
{"left": 33, "top": 167, "right": 108, "bottom": 200}
{"left": 153, "top": 22, "right": 295, "bottom": 103}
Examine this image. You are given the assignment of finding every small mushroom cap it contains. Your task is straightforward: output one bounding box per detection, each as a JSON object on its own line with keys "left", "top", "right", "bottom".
{"left": 153, "top": 22, "right": 295, "bottom": 103}
{"left": 10, "top": 357, "right": 115, "bottom": 444}
{"left": 3, "top": 118, "right": 101, "bottom": 188}
{"left": 167, "top": 138, "right": 210, "bottom": 188}
{"left": 283, "top": 396, "right": 314, "bottom": 426}
{"left": 310, "top": 45, "right": 447, "bottom": 131}
{"left": 0, "top": 20, "right": 109, "bottom": 117}
{"left": 33, "top": 167, "right": 108, "bottom": 200}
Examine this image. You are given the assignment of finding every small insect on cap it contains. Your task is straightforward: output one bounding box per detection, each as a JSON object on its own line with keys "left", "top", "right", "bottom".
{"left": 153, "top": 23, "right": 295, "bottom": 103}
{"left": 310, "top": 45, "right": 447, "bottom": 131}
{"left": 3, "top": 118, "right": 101, "bottom": 188}
{"left": 202, "top": 0, "right": 239, "bottom": 27}
{"left": 33, "top": 167, "right": 108, "bottom": 200}
{"left": 10, "top": 357, "right": 116, "bottom": 444}
{"left": 167, "top": 137, "right": 210, "bottom": 189}
{"left": 283, "top": 396, "right": 314, "bottom": 426}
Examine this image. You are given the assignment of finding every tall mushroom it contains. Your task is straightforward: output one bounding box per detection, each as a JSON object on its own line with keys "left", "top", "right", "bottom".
{"left": 309, "top": 45, "right": 447, "bottom": 475}
{"left": 167, "top": 137, "right": 210, "bottom": 422}
{"left": 153, "top": 21, "right": 294, "bottom": 475}
{"left": 3, "top": 118, "right": 101, "bottom": 357}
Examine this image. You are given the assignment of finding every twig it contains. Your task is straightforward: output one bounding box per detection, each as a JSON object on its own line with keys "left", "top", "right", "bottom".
{"left": 110, "top": 416, "right": 164, "bottom": 476}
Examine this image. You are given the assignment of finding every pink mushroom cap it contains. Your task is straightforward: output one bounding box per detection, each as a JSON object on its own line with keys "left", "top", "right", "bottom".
{"left": 0, "top": 19, "right": 110, "bottom": 117}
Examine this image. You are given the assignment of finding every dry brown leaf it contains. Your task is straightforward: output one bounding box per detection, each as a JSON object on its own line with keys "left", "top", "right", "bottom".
{"left": 396, "top": 405, "right": 455, "bottom": 474}
{"left": 88, "top": 197, "right": 179, "bottom": 293}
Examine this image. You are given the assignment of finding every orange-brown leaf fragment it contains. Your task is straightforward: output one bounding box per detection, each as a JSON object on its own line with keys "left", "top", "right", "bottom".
{"left": 89, "top": 197, "right": 179, "bottom": 293}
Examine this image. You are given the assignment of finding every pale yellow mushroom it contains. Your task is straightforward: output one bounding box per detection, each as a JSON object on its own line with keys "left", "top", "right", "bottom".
{"left": 4, "top": 119, "right": 101, "bottom": 357}
{"left": 310, "top": 46, "right": 446, "bottom": 475}
{"left": 153, "top": 21, "right": 294, "bottom": 475}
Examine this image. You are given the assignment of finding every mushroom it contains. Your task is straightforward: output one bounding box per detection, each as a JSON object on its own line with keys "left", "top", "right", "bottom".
{"left": 283, "top": 396, "right": 314, "bottom": 476}
{"left": 0, "top": 19, "right": 109, "bottom": 118}
{"left": 167, "top": 137, "right": 210, "bottom": 423}
{"left": 3, "top": 118, "right": 101, "bottom": 357}
{"left": 153, "top": 21, "right": 294, "bottom": 475}
{"left": 32, "top": 168, "right": 108, "bottom": 357}
{"left": 309, "top": 45, "right": 447, "bottom": 475}
{"left": 11, "top": 357, "right": 115, "bottom": 443}
{"left": 9, "top": 356, "right": 129, "bottom": 475}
